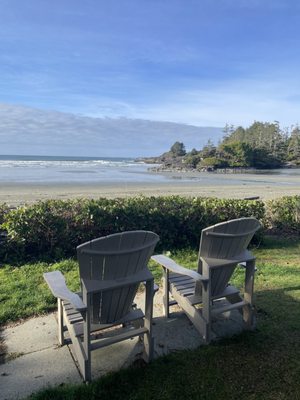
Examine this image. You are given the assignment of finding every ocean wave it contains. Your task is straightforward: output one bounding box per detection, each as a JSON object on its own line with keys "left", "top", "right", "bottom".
{"left": 0, "top": 159, "right": 140, "bottom": 169}
{"left": 0, "top": 156, "right": 160, "bottom": 184}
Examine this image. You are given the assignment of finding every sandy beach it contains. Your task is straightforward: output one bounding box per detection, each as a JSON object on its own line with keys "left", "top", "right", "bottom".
{"left": 1, "top": 170, "right": 300, "bottom": 206}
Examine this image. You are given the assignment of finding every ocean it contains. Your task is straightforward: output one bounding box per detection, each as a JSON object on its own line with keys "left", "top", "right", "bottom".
{"left": 0, "top": 155, "right": 163, "bottom": 184}
{"left": 0, "top": 155, "right": 299, "bottom": 186}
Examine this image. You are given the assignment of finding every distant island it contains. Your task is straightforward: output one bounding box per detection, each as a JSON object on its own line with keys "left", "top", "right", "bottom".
{"left": 138, "top": 121, "right": 300, "bottom": 172}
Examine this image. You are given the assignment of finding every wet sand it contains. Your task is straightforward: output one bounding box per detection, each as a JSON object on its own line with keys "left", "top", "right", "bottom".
{"left": 1, "top": 170, "right": 300, "bottom": 206}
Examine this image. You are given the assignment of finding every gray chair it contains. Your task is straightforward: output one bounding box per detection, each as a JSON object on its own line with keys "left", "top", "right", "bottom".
{"left": 44, "top": 230, "right": 159, "bottom": 381}
{"left": 152, "top": 218, "right": 261, "bottom": 343}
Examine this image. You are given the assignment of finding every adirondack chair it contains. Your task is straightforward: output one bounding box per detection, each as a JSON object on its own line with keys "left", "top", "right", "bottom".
{"left": 152, "top": 218, "right": 261, "bottom": 343}
{"left": 44, "top": 230, "right": 159, "bottom": 381}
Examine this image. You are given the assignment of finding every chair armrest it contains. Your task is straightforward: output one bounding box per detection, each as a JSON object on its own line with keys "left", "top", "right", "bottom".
{"left": 43, "top": 271, "right": 86, "bottom": 311}
{"left": 151, "top": 255, "right": 208, "bottom": 282}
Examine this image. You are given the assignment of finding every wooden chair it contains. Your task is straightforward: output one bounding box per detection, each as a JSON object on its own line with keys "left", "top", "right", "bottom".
{"left": 44, "top": 230, "right": 159, "bottom": 381}
{"left": 152, "top": 218, "right": 261, "bottom": 343}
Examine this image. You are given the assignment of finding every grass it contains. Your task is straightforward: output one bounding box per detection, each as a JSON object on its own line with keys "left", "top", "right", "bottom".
{"left": 1, "top": 237, "right": 300, "bottom": 399}
{"left": 0, "top": 260, "right": 80, "bottom": 324}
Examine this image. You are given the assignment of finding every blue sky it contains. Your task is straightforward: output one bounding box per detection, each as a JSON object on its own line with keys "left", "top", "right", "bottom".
{"left": 1, "top": 0, "right": 300, "bottom": 127}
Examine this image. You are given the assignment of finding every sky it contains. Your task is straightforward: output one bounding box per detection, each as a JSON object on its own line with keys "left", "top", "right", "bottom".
{"left": 1, "top": 0, "right": 300, "bottom": 155}
{"left": 0, "top": 103, "right": 222, "bottom": 156}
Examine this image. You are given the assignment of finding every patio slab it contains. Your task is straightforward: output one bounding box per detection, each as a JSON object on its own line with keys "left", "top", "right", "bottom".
{"left": 0, "top": 289, "right": 246, "bottom": 400}
{"left": 0, "top": 345, "right": 81, "bottom": 400}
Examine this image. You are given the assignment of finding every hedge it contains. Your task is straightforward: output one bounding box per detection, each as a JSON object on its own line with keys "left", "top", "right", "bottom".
{"left": 265, "top": 196, "right": 300, "bottom": 233}
{"left": 0, "top": 196, "right": 264, "bottom": 263}
{"left": 0, "top": 203, "right": 10, "bottom": 225}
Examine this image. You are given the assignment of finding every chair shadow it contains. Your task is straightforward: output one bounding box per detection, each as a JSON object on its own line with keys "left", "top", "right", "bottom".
{"left": 150, "top": 283, "right": 300, "bottom": 357}
{"left": 255, "top": 285, "right": 300, "bottom": 325}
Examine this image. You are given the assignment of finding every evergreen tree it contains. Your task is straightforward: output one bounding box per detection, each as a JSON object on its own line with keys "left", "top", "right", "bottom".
{"left": 288, "top": 126, "right": 300, "bottom": 164}
{"left": 170, "top": 141, "right": 186, "bottom": 156}
{"left": 160, "top": 121, "right": 300, "bottom": 171}
{"left": 201, "top": 139, "right": 216, "bottom": 158}
{"left": 190, "top": 148, "right": 198, "bottom": 156}
{"left": 222, "top": 124, "right": 235, "bottom": 143}
{"left": 218, "top": 141, "right": 254, "bottom": 167}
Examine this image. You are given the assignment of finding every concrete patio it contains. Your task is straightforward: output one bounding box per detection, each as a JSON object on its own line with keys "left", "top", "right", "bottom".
{"left": 0, "top": 289, "right": 246, "bottom": 400}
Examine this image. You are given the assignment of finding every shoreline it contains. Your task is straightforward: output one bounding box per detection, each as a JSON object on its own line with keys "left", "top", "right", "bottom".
{"left": 1, "top": 178, "right": 300, "bottom": 206}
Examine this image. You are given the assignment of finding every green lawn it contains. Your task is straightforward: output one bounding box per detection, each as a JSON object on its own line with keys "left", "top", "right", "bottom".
{"left": 1, "top": 237, "right": 300, "bottom": 399}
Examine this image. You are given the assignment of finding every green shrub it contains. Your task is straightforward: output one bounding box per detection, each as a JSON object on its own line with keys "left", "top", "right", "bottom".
{"left": 1, "top": 196, "right": 265, "bottom": 263}
{"left": 0, "top": 203, "right": 10, "bottom": 262}
{"left": 0, "top": 203, "right": 10, "bottom": 225}
{"left": 265, "top": 196, "right": 300, "bottom": 233}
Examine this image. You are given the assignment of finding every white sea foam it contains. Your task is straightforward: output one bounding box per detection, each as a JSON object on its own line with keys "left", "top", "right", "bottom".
{"left": 0, "top": 156, "right": 162, "bottom": 184}
{"left": 0, "top": 155, "right": 299, "bottom": 185}
{"left": 0, "top": 159, "right": 138, "bottom": 169}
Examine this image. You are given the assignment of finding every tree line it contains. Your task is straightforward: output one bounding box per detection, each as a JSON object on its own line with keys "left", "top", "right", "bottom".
{"left": 169, "top": 121, "right": 300, "bottom": 170}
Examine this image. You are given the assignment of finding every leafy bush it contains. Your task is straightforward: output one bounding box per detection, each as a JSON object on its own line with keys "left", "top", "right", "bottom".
{"left": 265, "top": 196, "right": 300, "bottom": 233}
{"left": 0, "top": 203, "right": 10, "bottom": 261}
{"left": 1, "top": 196, "right": 265, "bottom": 263}
{"left": 0, "top": 203, "right": 10, "bottom": 225}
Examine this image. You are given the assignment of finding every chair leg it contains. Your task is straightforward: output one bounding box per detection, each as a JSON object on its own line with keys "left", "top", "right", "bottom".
{"left": 143, "top": 279, "right": 154, "bottom": 362}
{"left": 243, "top": 304, "right": 254, "bottom": 329}
{"left": 162, "top": 267, "right": 170, "bottom": 318}
{"left": 57, "top": 298, "right": 65, "bottom": 345}
{"left": 171, "top": 287, "right": 210, "bottom": 343}
{"left": 201, "top": 267, "right": 211, "bottom": 343}
{"left": 82, "top": 292, "right": 92, "bottom": 382}
{"left": 82, "top": 319, "right": 91, "bottom": 381}
{"left": 243, "top": 260, "right": 255, "bottom": 329}
{"left": 201, "top": 302, "right": 211, "bottom": 344}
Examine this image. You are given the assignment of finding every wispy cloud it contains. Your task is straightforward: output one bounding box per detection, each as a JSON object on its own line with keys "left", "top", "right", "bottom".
{"left": 0, "top": 103, "right": 223, "bottom": 156}
{"left": 60, "top": 73, "right": 300, "bottom": 127}
{"left": 0, "top": 1, "right": 300, "bottom": 130}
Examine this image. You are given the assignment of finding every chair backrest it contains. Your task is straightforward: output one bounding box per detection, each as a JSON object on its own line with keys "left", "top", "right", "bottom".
{"left": 198, "top": 218, "right": 261, "bottom": 296}
{"left": 77, "top": 230, "right": 159, "bottom": 324}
